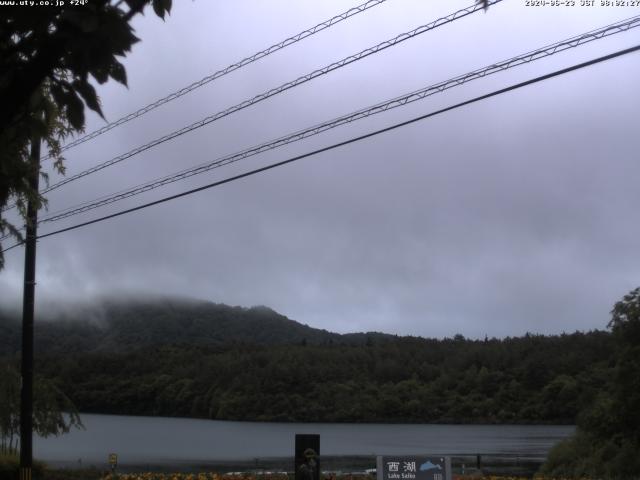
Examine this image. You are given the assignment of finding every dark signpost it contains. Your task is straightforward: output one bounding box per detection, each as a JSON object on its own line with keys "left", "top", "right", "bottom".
{"left": 295, "top": 434, "right": 320, "bottom": 480}
{"left": 109, "top": 453, "right": 118, "bottom": 476}
{"left": 377, "top": 456, "right": 451, "bottom": 480}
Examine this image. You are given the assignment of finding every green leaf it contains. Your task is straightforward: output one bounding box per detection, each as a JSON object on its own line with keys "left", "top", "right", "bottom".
{"left": 109, "top": 60, "right": 128, "bottom": 86}
{"left": 80, "top": 14, "right": 100, "bottom": 33}
{"left": 49, "top": 83, "right": 67, "bottom": 111}
{"left": 73, "top": 79, "right": 104, "bottom": 118}
{"left": 59, "top": 10, "right": 85, "bottom": 30}
{"left": 124, "top": 0, "right": 147, "bottom": 9}
{"left": 101, "top": 10, "right": 140, "bottom": 55}
{"left": 61, "top": 8, "right": 99, "bottom": 33}
{"left": 91, "top": 65, "right": 110, "bottom": 84}
{"left": 152, "top": 0, "right": 169, "bottom": 19}
{"left": 64, "top": 90, "right": 85, "bottom": 131}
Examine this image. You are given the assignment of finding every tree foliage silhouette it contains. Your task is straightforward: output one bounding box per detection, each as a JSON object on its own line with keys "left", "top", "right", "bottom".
{"left": 0, "top": 0, "right": 172, "bottom": 268}
{"left": 541, "top": 287, "right": 640, "bottom": 479}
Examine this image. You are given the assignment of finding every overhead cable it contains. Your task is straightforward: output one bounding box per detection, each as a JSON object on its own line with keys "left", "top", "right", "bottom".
{"left": 37, "top": 15, "right": 640, "bottom": 225}
{"left": 42, "top": 0, "right": 391, "bottom": 160}
{"left": 37, "top": 0, "right": 502, "bottom": 196}
{"left": 2, "top": 43, "right": 637, "bottom": 255}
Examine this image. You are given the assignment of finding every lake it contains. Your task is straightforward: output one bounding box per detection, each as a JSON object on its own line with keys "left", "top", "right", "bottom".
{"left": 34, "top": 414, "right": 574, "bottom": 468}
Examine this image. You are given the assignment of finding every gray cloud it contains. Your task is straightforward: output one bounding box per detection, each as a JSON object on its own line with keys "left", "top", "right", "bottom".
{"left": 1, "top": 0, "right": 639, "bottom": 338}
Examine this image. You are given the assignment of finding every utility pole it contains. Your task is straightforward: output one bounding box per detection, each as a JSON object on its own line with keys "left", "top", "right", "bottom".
{"left": 20, "top": 134, "right": 40, "bottom": 480}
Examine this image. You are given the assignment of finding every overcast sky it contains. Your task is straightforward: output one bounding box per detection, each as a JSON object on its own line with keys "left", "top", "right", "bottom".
{"left": 1, "top": 0, "right": 639, "bottom": 338}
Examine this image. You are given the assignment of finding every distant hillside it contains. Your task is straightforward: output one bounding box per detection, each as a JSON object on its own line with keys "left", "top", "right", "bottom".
{"left": 0, "top": 295, "right": 616, "bottom": 425}
{"left": 0, "top": 296, "right": 391, "bottom": 354}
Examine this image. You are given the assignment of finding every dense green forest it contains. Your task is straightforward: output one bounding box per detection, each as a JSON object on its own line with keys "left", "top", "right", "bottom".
{"left": 0, "top": 296, "right": 616, "bottom": 425}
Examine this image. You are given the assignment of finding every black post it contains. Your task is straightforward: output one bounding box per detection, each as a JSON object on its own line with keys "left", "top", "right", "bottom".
{"left": 20, "top": 135, "right": 40, "bottom": 480}
{"left": 295, "top": 434, "right": 320, "bottom": 480}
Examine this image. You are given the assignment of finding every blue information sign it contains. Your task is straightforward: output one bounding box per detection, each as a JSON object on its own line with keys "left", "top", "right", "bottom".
{"left": 377, "top": 456, "right": 451, "bottom": 480}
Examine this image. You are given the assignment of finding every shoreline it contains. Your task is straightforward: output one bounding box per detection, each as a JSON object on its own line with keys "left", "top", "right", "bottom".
{"left": 44, "top": 454, "right": 545, "bottom": 477}
{"left": 71, "top": 412, "right": 577, "bottom": 427}
{"left": 43, "top": 455, "right": 377, "bottom": 473}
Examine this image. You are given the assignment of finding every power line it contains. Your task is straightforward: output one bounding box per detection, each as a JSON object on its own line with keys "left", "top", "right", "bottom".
{"left": 2, "top": 13, "right": 637, "bottom": 241}
{"left": 3, "top": 43, "right": 637, "bottom": 255}
{"left": 35, "top": 0, "right": 501, "bottom": 196}
{"left": 41, "top": 0, "right": 391, "bottom": 160}
{"left": 35, "top": 15, "right": 640, "bottom": 226}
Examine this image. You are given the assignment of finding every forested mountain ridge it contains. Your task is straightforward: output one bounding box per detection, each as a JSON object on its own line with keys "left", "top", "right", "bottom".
{"left": 30, "top": 331, "right": 613, "bottom": 425}
{"left": 0, "top": 296, "right": 391, "bottom": 354}
{"left": 0, "top": 296, "right": 616, "bottom": 425}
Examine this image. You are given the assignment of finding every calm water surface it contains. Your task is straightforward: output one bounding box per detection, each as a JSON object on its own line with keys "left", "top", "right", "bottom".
{"left": 34, "top": 414, "right": 574, "bottom": 466}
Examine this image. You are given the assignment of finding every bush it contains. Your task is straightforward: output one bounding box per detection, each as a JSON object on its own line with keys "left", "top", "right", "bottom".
{"left": 0, "top": 453, "right": 46, "bottom": 480}
{"left": 42, "top": 467, "right": 104, "bottom": 480}
{"left": 540, "top": 430, "right": 640, "bottom": 479}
